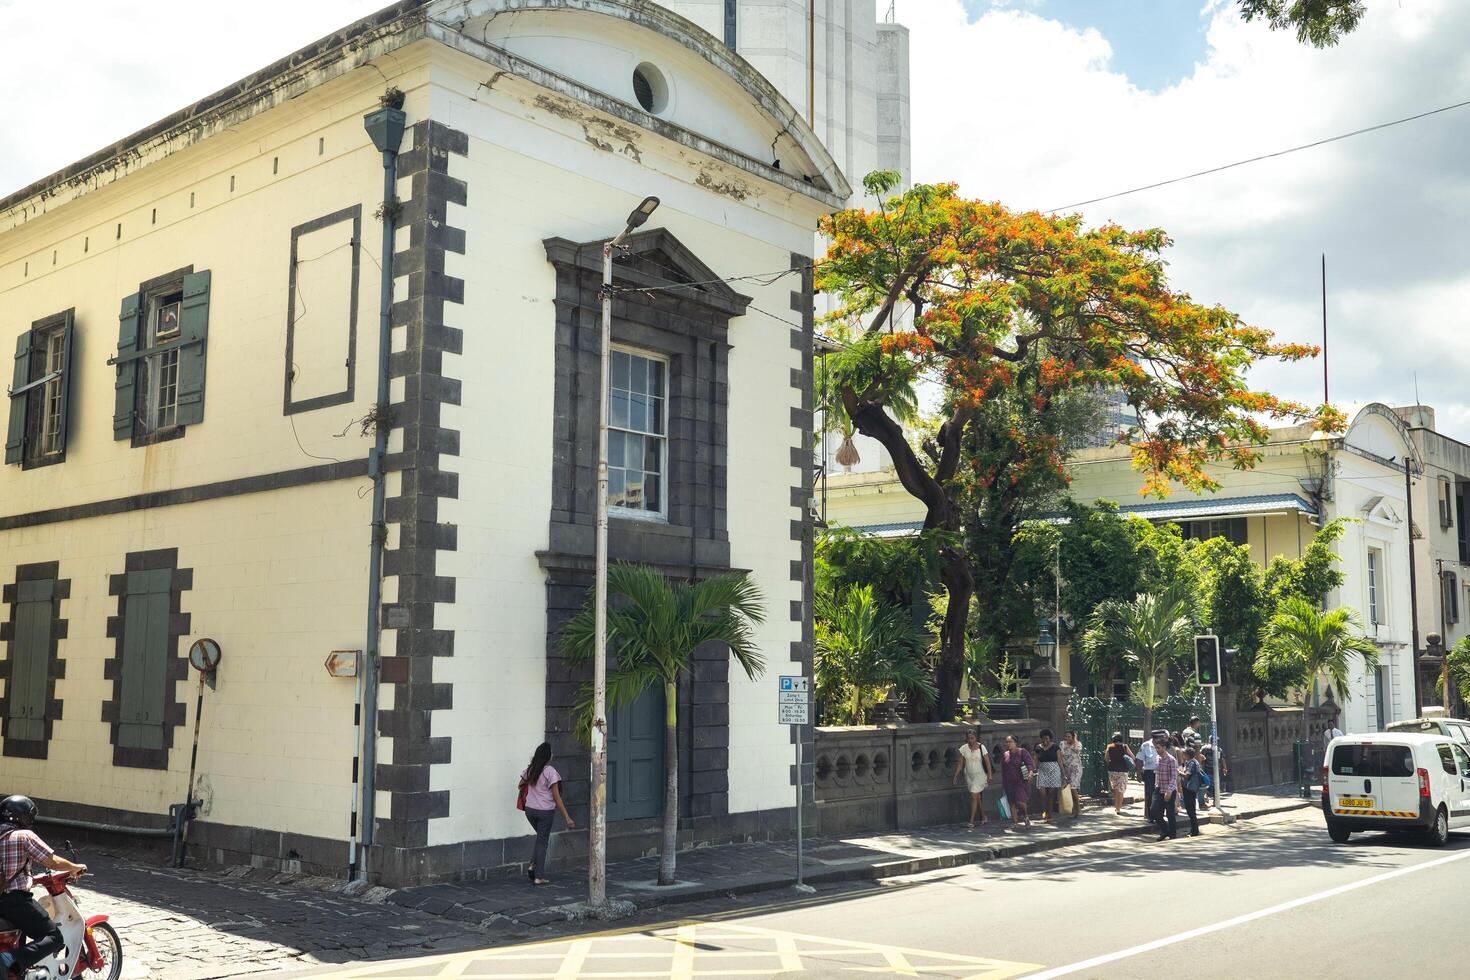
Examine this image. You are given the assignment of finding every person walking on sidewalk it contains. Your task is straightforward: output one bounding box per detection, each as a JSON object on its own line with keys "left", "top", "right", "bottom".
{"left": 1152, "top": 734, "right": 1179, "bottom": 841}
{"left": 953, "top": 728, "right": 994, "bottom": 828}
{"left": 1060, "top": 730, "right": 1084, "bottom": 822}
{"left": 1136, "top": 730, "right": 1162, "bottom": 816}
{"left": 1105, "top": 733, "right": 1135, "bottom": 814}
{"left": 1034, "top": 730, "right": 1063, "bottom": 822}
{"left": 1180, "top": 746, "right": 1204, "bottom": 837}
{"left": 519, "top": 742, "right": 575, "bottom": 885}
{"left": 1002, "top": 734, "right": 1036, "bottom": 827}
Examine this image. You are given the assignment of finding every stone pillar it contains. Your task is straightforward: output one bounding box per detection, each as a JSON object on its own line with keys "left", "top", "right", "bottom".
{"left": 1024, "top": 663, "right": 1073, "bottom": 738}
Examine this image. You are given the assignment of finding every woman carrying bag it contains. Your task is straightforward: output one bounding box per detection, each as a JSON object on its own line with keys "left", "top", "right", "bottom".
{"left": 518, "top": 742, "right": 576, "bottom": 884}
{"left": 952, "top": 728, "right": 995, "bottom": 829}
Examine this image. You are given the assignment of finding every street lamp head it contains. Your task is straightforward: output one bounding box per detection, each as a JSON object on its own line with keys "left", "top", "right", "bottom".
{"left": 1033, "top": 623, "right": 1057, "bottom": 663}
{"left": 624, "top": 196, "right": 661, "bottom": 231}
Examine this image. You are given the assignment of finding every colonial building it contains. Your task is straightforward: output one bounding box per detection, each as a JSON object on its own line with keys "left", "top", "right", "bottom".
{"left": 1398, "top": 405, "right": 1470, "bottom": 702}
{"left": 0, "top": 0, "right": 852, "bottom": 885}
{"left": 823, "top": 405, "right": 1420, "bottom": 733}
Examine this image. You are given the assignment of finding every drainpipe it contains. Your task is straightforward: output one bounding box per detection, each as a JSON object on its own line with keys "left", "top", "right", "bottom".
{"left": 359, "top": 94, "right": 407, "bottom": 877}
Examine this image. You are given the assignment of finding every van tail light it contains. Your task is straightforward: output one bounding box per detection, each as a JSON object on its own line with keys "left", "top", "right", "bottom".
{"left": 1418, "top": 767, "right": 1432, "bottom": 798}
{"left": 1322, "top": 765, "right": 1330, "bottom": 801}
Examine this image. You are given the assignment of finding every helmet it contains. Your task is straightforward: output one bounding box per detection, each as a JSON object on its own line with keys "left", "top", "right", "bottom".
{"left": 0, "top": 795, "right": 37, "bottom": 829}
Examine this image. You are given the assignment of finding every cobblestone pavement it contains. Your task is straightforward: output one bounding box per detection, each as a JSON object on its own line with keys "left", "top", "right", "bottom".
{"left": 67, "top": 853, "right": 481, "bottom": 980}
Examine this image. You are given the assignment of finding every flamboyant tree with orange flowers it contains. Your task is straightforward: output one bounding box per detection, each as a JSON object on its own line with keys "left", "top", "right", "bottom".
{"left": 817, "top": 173, "right": 1341, "bottom": 721}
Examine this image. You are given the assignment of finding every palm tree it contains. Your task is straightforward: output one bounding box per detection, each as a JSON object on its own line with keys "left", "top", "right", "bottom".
{"left": 562, "top": 564, "right": 766, "bottom": 886}
{"left": 1256, "top": 597, "right": 1380, "bottom": 745}
{"left": 815, "top": 584, "right": 935, "bottom": 724}
{"left": 1082, "top": 589, "right": 1195, "bottom": 733}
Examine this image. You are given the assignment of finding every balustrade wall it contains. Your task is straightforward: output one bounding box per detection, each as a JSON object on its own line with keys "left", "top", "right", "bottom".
{"left": 810, "top": 718, "right": 1043, "bottom": 835}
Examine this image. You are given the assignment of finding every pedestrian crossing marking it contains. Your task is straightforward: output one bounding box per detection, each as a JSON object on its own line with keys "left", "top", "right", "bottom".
{"left": 310, "top": 919, "right": 1041, "bottom": 979}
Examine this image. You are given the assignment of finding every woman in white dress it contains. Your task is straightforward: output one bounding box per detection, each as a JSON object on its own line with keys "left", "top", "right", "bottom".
{"left": 952, "top": 728, "right": 994, "bottom": 828}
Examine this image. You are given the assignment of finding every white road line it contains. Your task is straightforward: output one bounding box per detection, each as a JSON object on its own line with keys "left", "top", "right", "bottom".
{"left": 1021, "top": 845, "right": 1470, "bottom": 979}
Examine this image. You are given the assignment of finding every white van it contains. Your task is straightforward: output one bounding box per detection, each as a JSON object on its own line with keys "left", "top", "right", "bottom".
{"left": 1322, "top": 733, "right": 1470, "bottom": 846}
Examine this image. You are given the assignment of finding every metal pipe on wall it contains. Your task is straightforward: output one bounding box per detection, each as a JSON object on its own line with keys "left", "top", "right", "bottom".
{"left": 360, "top": 95, "right": 408, "bottom": 877}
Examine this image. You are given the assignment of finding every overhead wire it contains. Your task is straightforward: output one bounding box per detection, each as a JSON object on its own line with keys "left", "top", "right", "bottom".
{"left": 1042, "top": 95, "right": 1470, "bottom": 213}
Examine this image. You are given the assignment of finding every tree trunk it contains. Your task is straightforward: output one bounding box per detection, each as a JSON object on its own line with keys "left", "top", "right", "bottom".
{"left": 1102, "top": 667, "right": 1117, "bottom": 702}
{"left": 842, "top": 391, "right": 971, "bottom": 724}
{"left": 658, "top": 679, "right": 678, "bottom": 886}
{"left": 1142, "top": 671, "right": 1156, "bottom": 735}
{"left": 935, "top": 551, "right": 973, "bottom": 720}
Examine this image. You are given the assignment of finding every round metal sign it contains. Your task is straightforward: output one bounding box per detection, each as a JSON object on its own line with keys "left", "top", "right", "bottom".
{"left": 188, "top": 638, "right": 222, "bottom": 673}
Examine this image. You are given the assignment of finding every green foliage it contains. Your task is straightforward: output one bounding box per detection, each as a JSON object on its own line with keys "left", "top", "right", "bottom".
{"left": 1082, "top": 587, "right": 1196, "bottom": 722}
{"left": 1256, "top": 597, "right": 1378, "bottom": 698}
{"left": 561, "top": 564, "right": 767, "bottom": 738}
{"left": 816, "top": 526, "right": 941, "bottom": 611}
{"left": 1441, "top": 637, "right": 1470, "bottom": 708}
{"left": 1237, "top": 0, "right": 1366, "bottom": 48}
{"left": 815, "top": 584, "right": 936, "bottom": 724}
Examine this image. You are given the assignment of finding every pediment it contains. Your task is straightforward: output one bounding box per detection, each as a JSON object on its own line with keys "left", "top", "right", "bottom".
{"left": 544, "top": 227, "right": 752, "bottom": 318}
{"left": 1360, "top": 495, "right": 1402, "bottom": 526}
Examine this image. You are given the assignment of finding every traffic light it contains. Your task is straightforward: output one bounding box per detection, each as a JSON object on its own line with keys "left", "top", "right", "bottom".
{"left": 1195, "top": 635, "right": 1222, "bottom": 687}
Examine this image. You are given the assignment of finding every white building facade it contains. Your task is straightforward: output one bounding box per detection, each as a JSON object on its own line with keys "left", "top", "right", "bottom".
{"left": 0, "top": 0, "right": 848, "bottom": 885}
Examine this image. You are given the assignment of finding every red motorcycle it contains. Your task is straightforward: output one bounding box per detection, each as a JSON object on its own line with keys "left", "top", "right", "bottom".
{"left": 0, "top": 870, "right": 120, "bottom": 980}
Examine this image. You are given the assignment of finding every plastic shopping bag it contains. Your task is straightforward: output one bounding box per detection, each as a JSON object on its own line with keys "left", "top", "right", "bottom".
{"left": 997, "top": 795, "right": 1012, "bottom": 822}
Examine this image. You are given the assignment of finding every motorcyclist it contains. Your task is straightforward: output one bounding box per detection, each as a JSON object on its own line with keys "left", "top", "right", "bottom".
{"left": 0, "top": 796, "right": 86, "bottom": 978}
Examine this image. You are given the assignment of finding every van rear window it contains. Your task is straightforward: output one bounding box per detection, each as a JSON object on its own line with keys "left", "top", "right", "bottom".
{"left": 1331, "top": 744, "right": 1415, "bottom": 777}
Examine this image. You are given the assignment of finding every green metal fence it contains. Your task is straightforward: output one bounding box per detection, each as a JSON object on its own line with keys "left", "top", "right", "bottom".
{"left": 1065, "top": 694, "right": 1213, "bottom": 797}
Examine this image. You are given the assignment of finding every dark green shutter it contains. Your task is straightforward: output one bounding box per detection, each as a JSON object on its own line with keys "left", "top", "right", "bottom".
{"left": 6, "top": 579, "right": 53, "bottom": 743}
{"left": 607, "top": 686, "right": 664, "bottom": 820}
{"left": 118, "top": 569, "right": 170, "bottom": 751}
{"left": 174, "top": 270, "right": 211, "bottom": 428}
{"left": 5, "top": 332, "right": 32, "bottom": 464}
{"left": 54, "top": 310, "right": 75, "bottom": 457}
{"left": 114, "top": 293, "right": 142, "bottom": 440}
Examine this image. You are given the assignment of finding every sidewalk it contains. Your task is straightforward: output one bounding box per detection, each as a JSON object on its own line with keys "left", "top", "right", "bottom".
{"left": 384, "top": 785, "right": 1313, "bottom": 934}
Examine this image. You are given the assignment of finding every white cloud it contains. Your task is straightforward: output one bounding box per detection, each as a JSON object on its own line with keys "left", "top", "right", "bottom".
{"left": 905, "top": 0, "right": 1470, "bottom": 441}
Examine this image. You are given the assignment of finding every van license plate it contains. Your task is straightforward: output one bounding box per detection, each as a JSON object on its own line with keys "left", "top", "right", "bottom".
{"left": 1338, "top": 797, "right": 1373, "bottom": 808}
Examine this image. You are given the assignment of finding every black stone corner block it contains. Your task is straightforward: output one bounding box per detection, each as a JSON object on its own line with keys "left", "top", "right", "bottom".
{"left": 393, "top": 789, "right": 451, "bottom": 822}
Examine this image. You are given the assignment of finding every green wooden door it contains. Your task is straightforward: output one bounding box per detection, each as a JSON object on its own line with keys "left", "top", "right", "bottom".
{"left": 608, "top": 685, "right": 664, "bottom": 821}
{"left": 118, "top": 569, "right": 171, "bottom": 750}
{"left": 6, "top": 579, "right": 53, "bottom": 743}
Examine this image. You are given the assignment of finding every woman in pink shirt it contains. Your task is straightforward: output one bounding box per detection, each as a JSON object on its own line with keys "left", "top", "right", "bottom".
{"left": 520, "top": 742, "right": 575, "bottom": 884}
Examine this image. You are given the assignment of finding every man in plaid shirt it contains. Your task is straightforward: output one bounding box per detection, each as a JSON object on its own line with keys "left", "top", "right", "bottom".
{"left": 1151, "top": 735, "right": 1180, "bottom": 841}
{"left": 0, "top": 796, "right": 86, "bottom": 976}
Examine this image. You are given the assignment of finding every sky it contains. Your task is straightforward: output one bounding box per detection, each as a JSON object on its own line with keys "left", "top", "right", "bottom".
{"left": 2, "top": 0, "right": 1468, "bottom": 441}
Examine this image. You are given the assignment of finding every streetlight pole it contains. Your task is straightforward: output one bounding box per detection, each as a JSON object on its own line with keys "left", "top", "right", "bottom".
{"left": 590, "top": 196, "right": 661, "bottom": 909}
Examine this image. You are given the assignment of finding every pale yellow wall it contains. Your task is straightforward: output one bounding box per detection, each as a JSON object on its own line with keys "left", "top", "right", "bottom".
{"left": 0, "top": 482, "right": 369, "bottom": 841}
{"left": 0, "top": 59, "right": 435, "bottom": 838}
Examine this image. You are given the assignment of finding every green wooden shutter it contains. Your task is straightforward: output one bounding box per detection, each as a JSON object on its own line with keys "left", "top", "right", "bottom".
{"left": 54, "top": 310, "right": 75, "bottom": 456}
{"left": 7, "top": 580, "right": 54, "bottom": 743}
{"left": 5, "top": 332, "right": 33, "bottom": 464}
{"left": 174, "top": 270, "right": 210, "bottom": 428}
{"left": 118, "top": 569, "right": 170, "bottom": 751}
{"left": 114, "top": 293, "right": 142, "bottom": 440}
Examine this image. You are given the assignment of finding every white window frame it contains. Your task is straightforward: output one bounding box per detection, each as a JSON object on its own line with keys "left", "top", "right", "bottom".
{"left": 1367, "top": 546, "right": 1384, "bottom": 628}
{"left": 143, "top": 290, "right": 183, "bottom": 432}
{"left": 36, "top": 326, "right": 66, "bottom": 458}
{"left": 607, "top": 345, "right": 669, "bottom": 521}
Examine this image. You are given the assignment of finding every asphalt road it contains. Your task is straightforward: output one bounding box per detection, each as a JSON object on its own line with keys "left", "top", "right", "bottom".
{"left": 286, "top": 807, "right": 1470, "bottom": 979}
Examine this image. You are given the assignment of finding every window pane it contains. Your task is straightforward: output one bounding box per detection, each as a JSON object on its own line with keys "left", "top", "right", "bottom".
{"left": 608, "top": 430, "right": 624, "bottom": 466}
{"left": 611, "top": 391, "right": 630, "bottom": 429}
{"left": 643, "top": 436, "right": 662, "bottom": 475}
{"left": 651, "top": 359, "right": 665, "bottom": 395}
{"left": 624, "top": 471, "right": 645, "bottom": 509}
{"left": 630, "top": 357, "right": 648, "bottom": 395}
{"left": 612, "top": 350, "right": 630, "bottom": 391}
{"left": 650, "top": 396, "right": 664, "bottom": 435}
{"left": 608, "top": 468, "right": 626, "bottom": 507}
{"left": 1440, "top": 744, "right": 1458, "bottom": 775}
{"left": 625, "top": 433, "right": 644, "bottom": 471}
{"left": 645, "top": 468, "right": 661, "bottom": 512}
{"left": 630, "top": 393, "right": 648, "bottom": 433}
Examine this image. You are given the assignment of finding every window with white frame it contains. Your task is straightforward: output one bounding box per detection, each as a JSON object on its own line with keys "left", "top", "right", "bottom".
{"left": 608, "top": 348, "right": 666, "bottom": 516}
{"left": 1367, "top": 547, "right": 1384, "bottom": 627}
{"left": 143, "top": 290, "right": 183, "bottom": 431}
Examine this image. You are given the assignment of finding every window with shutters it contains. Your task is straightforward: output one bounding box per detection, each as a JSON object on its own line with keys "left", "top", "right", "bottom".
{"left": 112, "top": 268, "right": 210, "bottom": 446}
{"left": 5, "top": 311, "right": 75, "bottom": 469}
{"left": 1445, "top": 571, "right": 1460, "bottom": 625}
{"left": 0, "top": 563, "right": 67, "bottom": 759}
{"left": 104, "top": 550, "right": 190, "bottom": 770}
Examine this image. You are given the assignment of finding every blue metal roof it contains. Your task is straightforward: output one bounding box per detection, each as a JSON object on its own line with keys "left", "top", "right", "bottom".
{"left": 1115, "top": 492, "right": 1318, "bottom": 521}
